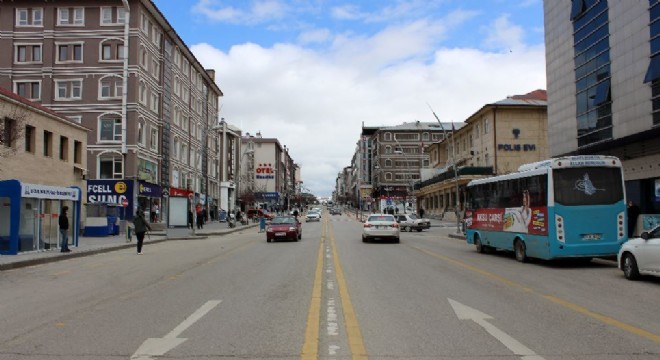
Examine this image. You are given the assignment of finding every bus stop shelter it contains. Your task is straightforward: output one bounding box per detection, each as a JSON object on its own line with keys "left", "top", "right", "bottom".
{"left": 0, "top": 180, "right": 81, "bottom": 255}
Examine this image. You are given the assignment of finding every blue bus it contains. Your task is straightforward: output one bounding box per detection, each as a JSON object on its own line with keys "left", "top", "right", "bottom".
{"left": 465, "top": 155, "right": 627, "bottom": 262}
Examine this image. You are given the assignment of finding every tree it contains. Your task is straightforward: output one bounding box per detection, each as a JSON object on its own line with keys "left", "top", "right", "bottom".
{"left": 0, "top": 101, "right": 28, "bottom": 173}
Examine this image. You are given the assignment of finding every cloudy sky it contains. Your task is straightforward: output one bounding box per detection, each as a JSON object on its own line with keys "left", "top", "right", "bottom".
{"left": 153, "top": 0, "right": 547, "bottom": 197}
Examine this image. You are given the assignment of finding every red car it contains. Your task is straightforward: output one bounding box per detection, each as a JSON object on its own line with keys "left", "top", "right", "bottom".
{"left": 266, "top": 216, "right": 302, "bottom": 242}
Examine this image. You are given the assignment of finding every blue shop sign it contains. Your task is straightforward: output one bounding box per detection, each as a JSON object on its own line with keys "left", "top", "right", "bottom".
{"left": 138, "top": 181, "right": 161, "bottom": 198}
{"left": 87, "top": 179, "right": 134, "bottom": 219}
{"left": 255, "top": 192, "right": 279, "bottom": 200}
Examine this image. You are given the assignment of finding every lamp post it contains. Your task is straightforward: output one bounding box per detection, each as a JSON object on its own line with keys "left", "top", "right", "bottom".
{"left": 428, "top": 106, "right": 461, "bottom": 234}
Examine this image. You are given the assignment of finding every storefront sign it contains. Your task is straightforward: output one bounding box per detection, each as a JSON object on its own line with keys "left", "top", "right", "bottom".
{"left": 497, "top": 144, "right": 536, "bottom": 151}
{"left": 255, "top": 192, "right": 279, "bottom": 200}
{"left": 138, "top": 181, "right": 161, "bottom": 198}
{"left": 169, "top": 187, "right": 193, "bottom": 197}
{"left": 87, "top": 180, "right": 133, "bottom": 207}
{"left": 256, "top": 163, "right": 275, "bottom": 179}
{"left": 21, "top": 183, "right": 79, "bottom": 201}
{"left": 655, "top": 179, "right": 660, "bottom": 201}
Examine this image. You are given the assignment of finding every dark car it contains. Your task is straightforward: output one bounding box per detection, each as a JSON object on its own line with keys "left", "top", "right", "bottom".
{"left": 266, "top": 216, "right": 302, "bottom": 242}
{"left": 329, "top": 207, "right": 342, "bottom": 215}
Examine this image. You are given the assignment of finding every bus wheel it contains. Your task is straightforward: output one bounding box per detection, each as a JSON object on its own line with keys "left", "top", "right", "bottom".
{"left": 475, "top": 236, "right": 485, "bottom": 253}
{"left": 622, "top": 253, "right": 640, "bottom": 280}
{"left": 514, "top": 240, "right": 527, "bottom": 263}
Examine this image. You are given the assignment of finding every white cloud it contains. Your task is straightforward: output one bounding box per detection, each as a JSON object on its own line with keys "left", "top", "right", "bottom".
{"left": 297, "top": 28, "right": 331, "bottom": 44}
{"left": 481, "top": 14, "right": 525, "bottom": 52}
{"left": 193, "top": 0, "right": 288, "bottom": 24}
{"left": 189, "top": 15, "right": 545, "bottom": 196}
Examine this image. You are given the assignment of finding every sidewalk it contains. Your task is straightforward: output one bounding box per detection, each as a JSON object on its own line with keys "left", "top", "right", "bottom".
{"left": 0, "top": 220, "right": 258, "bottom": 271}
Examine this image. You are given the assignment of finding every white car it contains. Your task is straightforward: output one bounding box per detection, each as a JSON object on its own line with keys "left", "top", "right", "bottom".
{"left": 305, "top": 212, "right": 321, "bottom": 222}
{"left": 362, "top": 214, "right": 400, "bottom": 243}
{"left": 618, "top": 225, "right": 660, "bottom": 280}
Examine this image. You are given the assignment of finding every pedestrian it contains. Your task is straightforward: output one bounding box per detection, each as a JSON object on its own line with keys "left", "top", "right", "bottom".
{"left": 627, "top": 200, "right": 641, "bottom": 237}
{"left": 59, "top": 206, "right": 71, "bottom": 253}
{"left": 419, "top": 207, "right": 425, "bottom": 218}
{"left": 197, "top": 206, "right": 204, "bottom": 229}
{"left": 133, "top": 208, "right": 151, "bottom": 255}
{"left": 188, "top": 209, "right": 194, "bottom": 229}
{"left": 293, "top": 208, "right": 299, "bottom": 220}
{"left": 259, "top": 214, "right": 266, "bottom": 233}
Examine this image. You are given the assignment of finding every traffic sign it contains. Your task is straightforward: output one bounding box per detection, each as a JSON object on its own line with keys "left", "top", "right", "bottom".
{"left": 121, "top": 198, "right": 128, "bottom": 207}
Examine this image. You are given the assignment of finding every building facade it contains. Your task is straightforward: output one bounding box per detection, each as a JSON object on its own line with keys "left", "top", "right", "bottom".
{"left": 1, "top": 86, "right": 89, "bottom": 253}
{"left": 238, "top": 135, "right": 297, "bottom": 212}
{"left": 544, "top": 1, "right": 660, "bottom": 216}
{"left": 417, "top": 90, "right": 548, "bottom": 219}
{"left": 0, "top": 0, "right": 223, "bottom": 222}
{"left": 363, "top": 121, "right": 451, "bottom": 212}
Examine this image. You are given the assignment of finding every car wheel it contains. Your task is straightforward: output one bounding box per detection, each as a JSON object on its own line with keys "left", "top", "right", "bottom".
{"left": 622, "top": 253, "right": 640, "bottom": 280}
{"left": 514, "top": 239, "right": 527, "bottom": 263}
{"left": 362, "top": 236, "right": 368, "bottom": 243}
{"left": 475, "top": 235, "right": 485, "bottom": 253}
{"left": 404, "top": 226, "right": 411, "bottom": 232}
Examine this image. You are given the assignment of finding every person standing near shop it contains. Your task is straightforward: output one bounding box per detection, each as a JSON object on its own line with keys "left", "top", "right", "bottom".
{"left": 627, "top": 200, "right": 641, "bottom": 238}
{"left": 133, "top": 208, "right": 151, "bottom": 255}
{"left": 59, "top": 206, "right": 71, "bottom": 253}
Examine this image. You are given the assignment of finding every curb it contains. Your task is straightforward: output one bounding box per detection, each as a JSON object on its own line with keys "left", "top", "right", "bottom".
{"left": 0, "top": 224, "right": 258, "bottom": 271}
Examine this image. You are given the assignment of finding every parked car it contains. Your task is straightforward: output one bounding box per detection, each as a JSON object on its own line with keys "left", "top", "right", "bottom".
{"left": 305, "top": 211, "right": 321, "bottom": 222}
{"left": 266, "top": 216, "right": 302, "bottom": 242}
{"left": 618, "top": 224, "right": 660, "bottom": 280}
{"left": 395, "top": 214, "right": 430, "bottom": 232}
{"left": 329, "top": 207, "right": 342, "bottom": 215}
{"left": 247, "top": 208, "right": 274, "bottom": 220}
{"left": 362, "top": 214, "right": 400, "bottom": 243}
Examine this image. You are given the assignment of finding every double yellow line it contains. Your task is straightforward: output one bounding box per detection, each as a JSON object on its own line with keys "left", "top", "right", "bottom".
{"left": 301, "top": 216, "right": 368, "bottom": 359}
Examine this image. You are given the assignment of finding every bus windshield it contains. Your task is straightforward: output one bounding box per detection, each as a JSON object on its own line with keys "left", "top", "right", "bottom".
{"left": 553, "top": 167, "right": 623, "bottom": 206}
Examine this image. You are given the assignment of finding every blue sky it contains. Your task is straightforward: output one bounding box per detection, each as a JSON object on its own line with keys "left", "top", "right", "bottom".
{"left": 153, "top": 0, "right": 546, "bottom": 197}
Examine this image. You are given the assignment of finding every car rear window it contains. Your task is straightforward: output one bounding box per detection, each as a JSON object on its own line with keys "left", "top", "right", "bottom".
{"left": 368, "top": 215, "right": 395, "bottom": 222}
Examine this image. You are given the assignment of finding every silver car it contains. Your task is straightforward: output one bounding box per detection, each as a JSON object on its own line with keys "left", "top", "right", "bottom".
{"left": 362, "top": 214, "right": 400, "bottom": 243}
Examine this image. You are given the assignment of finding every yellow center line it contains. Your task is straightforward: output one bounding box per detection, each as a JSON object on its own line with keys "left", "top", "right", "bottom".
{"left": 328, "top": 218, "right": 368, "bottom": 359}
{"left": 411, "top": 244, "right": 660, "bottom": 343}
{"left": 300, "top": 216, "right": 326, "bottom": 360}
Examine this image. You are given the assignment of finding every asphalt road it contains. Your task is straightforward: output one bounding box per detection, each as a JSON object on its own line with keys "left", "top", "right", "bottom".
{"left": 0, "top": 213, "right": 658, "bottom": 359}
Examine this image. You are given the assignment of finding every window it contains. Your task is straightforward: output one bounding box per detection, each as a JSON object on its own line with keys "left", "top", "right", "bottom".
{"left": 99, "top": 156, "right": 123, "bottom": 179}
{"left": 152, "top": 26, "right": 161, "bottom": 48}
{"left": 150, "top": 92, "right": 159, "bottom": 113}
{"left": 69, "top": 116, "right": 82, "bottom": 124}
{"left": 140, "top": 48, "right": 148, "bottom": 69}
{"left": 384, "top": 159, "right": 392, "bottom": 167}
{"left": 173, "top": 138, "right": 179, "bottom": 159}
{"left": 15, "top": 44, "right": 42, "bottom": 64}
{"left": 2, "top": 118, "right": 16, "bottom": 149}
{"left": 100, "top": 40, "right": 125, "bottom": 61}
{"left": 56, "top": 43, "right": 83, "bottom": 63}
{"left": 384, "top": 132, "right": 392, "bottom": 141}
{"left": 422, "top": 132, "right": 429, "bottom": 141}
{"left": 483, "top": 118, "right": 490, "bottom": 134}
{"left": 137, "top": 121, "right": 145, "bottom": 146}
{"left": 59, "top": 136, "right": 69, "bottom": 161}
{"left": 55, "top": 79, "right": 82, "bottom": 100}
{"left": 99, "top": 116, "right": 122, "bottom": 142}
{"left": 25, "top": 125, "right": 35, "bottom": 153}
{"left": 16, "top": 8, "right": 43, "bottom": 27}
{"left": 553, "top": 167, "right": 622, "bottom": 206}
{"left": 150, "top": 127, "right": 158, "bottom": 151}
{"left": 152, "top": 59, "right": 160, "bottom": 79}
{"left": 14, "top": 81, "right": 41, "bottom": 100}
{"left": 99, "top": 75, "right": 122, "bottom": 99}
{"left": 100, "top": 7, "right": 113, "bottom": 25}
{"left": 139, "top": 81, "right": 147, "bottom": 104}
{"left": 141, "top": 14, "right": 150, "bottom": 33}
{"left": 58, "top": 8, "right": 84, "bottom": 26}
{"left": 43, "top": 130, "right": 52, "bottom": 157}
{"left": 74, "top": 141, "right": 82, "bottom": 164}
{"left": 117, "top": 7, "right": 126, "bottom": 24}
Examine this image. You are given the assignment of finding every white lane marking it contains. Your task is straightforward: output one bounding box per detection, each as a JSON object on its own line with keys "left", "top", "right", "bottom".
{"left": 448, "top": 299, "right": 545, "bottom": 360}
{"left": 131, "top": 300, "right": 222, "bottom": 360}
{"left": 329, "top": 344, "right": 341, "bottom": 355}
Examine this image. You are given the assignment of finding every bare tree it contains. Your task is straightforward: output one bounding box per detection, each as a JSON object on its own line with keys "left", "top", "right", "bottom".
{"left": 0, "top": 101, "right": 28, "bottom": 173}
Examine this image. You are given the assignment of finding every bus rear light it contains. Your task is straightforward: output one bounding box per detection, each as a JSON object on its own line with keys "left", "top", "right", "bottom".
{"left": 555, "top": 214, "right": 565, "bottom": 243}
{"left": 617, "top": 211, "right": 625, "bottom": 240}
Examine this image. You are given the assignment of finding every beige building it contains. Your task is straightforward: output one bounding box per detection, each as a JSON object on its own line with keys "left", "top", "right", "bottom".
{"left": 1, "top": 86, "right": 88, "bottom": 188}
{"left": 418, "top": 90, "right": 548, "bottom": 219}
{"left": 1, "top": 86, "right": 89, "bottom": 253}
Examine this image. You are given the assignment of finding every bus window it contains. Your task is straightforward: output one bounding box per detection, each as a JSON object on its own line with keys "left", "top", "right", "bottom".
{"left": 553, "top": 167, "right": 623, "bottom": 206}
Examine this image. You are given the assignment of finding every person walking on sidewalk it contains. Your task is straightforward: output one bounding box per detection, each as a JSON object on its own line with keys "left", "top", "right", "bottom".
{"left": 133, "top": 208, "right": 151, "bottom": 255}
{"left": 59, "top": 206, "right": 71, "bottom": 253}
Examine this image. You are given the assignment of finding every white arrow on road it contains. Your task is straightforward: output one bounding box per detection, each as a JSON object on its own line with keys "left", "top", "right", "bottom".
{"left": 131, "top": 300, "right": 222, "bottom": 360}
{"left": 448, "top": 298, "right": 545, "bottom": 360}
